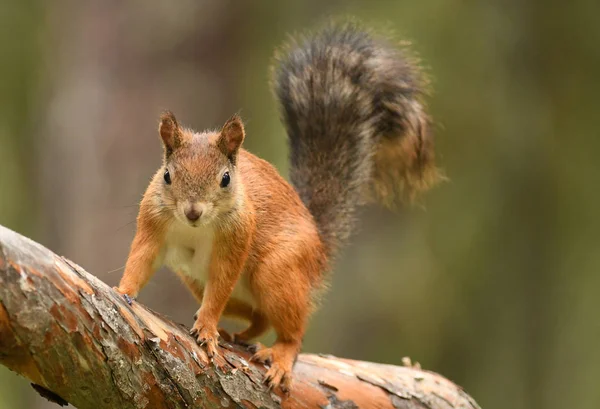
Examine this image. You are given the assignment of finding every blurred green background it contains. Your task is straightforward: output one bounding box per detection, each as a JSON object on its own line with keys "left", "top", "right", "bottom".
{"left": 1, "top": 0, "right": 599, "bottom": 408}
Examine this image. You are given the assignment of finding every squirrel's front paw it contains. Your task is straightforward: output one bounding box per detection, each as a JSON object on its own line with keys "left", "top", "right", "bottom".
{"left": 189, "top": 320, "right": 220, "bottom": 358}
{"left": 112, "top": 286, "right": 135, "bottom": 305}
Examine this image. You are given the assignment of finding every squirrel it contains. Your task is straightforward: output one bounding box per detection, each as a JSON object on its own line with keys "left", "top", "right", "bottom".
{"left": 115, "top": 20, "right": 439, "bottom": 392}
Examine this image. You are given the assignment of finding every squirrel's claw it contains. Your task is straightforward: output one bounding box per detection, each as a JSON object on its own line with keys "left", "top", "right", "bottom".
{"left": 190, "top": 321, "right": 220, "bottom": 358}
{"left": 251, "top": 347, "right": 293, "bottom": 393}
{"left": 236, "top": 337, "right": 264, "bottom": 354}
{"left": 263, "top": 363, "right": 291, "bottom": 393}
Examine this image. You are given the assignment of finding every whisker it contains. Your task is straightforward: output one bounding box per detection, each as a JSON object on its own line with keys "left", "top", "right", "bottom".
{"left": 115, "top": 220, "right": 137, "bottom": 232}
{"left": 106, "top": 265, "right": 125, "bottom": 275}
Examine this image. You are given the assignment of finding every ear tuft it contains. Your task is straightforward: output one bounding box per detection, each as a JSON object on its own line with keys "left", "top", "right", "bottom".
{"left": 159, "top": 111, "right": 182, "bottom": 157}
{"left": 218, "top": 114, "right": 245, "bottom": 159}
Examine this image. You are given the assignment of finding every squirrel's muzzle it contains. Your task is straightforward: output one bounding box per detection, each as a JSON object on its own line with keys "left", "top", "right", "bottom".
{"left": 184, "top": 206, "right": 202, "bottom": 222}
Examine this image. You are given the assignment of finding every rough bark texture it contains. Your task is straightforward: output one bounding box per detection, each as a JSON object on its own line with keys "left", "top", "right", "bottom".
{"left": 0, "top": 224, "right": 481, "bottom": 409}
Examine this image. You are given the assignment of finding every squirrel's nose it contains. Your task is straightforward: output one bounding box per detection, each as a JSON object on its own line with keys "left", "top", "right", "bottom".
{"left": 185, "top": 207, "right": 201, "bottom": 222}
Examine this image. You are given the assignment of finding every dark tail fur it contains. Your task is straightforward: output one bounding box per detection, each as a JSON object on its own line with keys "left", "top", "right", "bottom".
{"left": 272, "top": 20, "right": 440, "bottom": 260}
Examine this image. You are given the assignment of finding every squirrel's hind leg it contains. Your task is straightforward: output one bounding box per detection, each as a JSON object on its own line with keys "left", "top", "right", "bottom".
{"left": 250, "top": 265, "right": 309, "bottom": 392}
{"left": 220, "top": 298, "right": 271, "bottom": 346}
{"left": 233, "top": 309, "right": 270, "bottom": 346}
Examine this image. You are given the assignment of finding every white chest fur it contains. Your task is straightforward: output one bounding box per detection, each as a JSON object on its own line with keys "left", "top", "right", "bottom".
{"left": 157, "top": 221, "right": 254, "bottom": 306}
{"left": 160, "top": 221, "right": 214, "bottom": 280}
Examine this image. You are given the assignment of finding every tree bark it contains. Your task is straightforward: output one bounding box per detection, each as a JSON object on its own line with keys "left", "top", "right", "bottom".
{"left": 0, "top": 224, "right": 481, "bottom": 409}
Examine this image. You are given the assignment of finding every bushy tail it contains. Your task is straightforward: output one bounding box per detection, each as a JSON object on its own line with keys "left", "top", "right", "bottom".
{"left": 272, "top": 20, "right": 440, "bottom": 260}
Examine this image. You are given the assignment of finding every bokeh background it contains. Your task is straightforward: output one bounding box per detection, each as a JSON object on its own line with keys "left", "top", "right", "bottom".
{"left": 1, "top": 0, "right": 599, "bottom": 408}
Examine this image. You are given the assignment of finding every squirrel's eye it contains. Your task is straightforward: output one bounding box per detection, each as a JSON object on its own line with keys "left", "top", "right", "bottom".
{"left": 220, "top": 171, "right": 230, "bottom": 188}
{"left": 164, "top": 169, "right": 171, "bottom": 185}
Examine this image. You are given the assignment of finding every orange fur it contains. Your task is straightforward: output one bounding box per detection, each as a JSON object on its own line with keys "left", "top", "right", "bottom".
{"left": 117, "top": 202, "right": 167, "bottom": 297}
{"left": 116, "top": 113, "right": 325, "bottom": 391}
{"left": 117, "top": 21, "right": 438, "bottom": 394}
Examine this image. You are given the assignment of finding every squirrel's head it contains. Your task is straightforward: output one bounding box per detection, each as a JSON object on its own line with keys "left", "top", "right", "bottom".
{"left": 156, "top": 111, "right": 245, "bottom": 227}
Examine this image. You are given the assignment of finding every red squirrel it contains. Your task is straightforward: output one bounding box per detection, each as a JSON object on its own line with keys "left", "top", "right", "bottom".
{"left": 116, "top": 20, "right": 439, "bottom": 392}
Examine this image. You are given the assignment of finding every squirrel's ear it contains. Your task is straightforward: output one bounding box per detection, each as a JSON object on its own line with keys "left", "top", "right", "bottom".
{"left": 218, "top": 114, "right": 245, "bottom": 159}
{"left": 159, "top": 111, "right": 182, "bottom": 157}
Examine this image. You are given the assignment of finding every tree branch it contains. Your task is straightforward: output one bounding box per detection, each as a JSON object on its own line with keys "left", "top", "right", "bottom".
{"left": 0, "top": 225, "right": 480, "bottom": 409}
